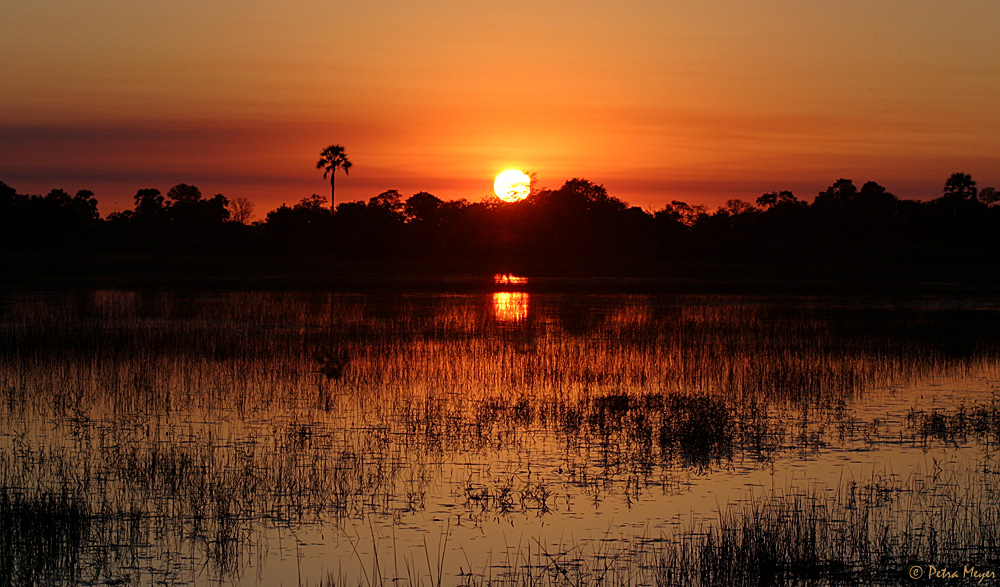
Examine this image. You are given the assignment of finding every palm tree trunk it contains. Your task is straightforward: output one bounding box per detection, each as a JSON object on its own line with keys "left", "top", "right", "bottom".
{"left": 330, "top": 175, "right": 336, "bottom": 211}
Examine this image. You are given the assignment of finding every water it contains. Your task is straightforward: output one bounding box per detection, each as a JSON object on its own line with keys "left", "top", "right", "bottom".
{"left": 1, "top": 283, "right": 999, "bottom": 585}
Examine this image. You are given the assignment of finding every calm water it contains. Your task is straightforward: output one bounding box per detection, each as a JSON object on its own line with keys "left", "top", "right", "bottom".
{"left": 2, "top": 283, "right": 999, "bottom": 585}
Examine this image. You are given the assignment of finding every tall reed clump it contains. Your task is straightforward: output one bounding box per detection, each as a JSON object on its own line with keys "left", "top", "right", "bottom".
{"left": 907, "top": 394, "right": 1000, "bottom": 447}
{"left": 0, "top": 488, "right": 90, "bottom": 586}
{"left": 649, "top": 467, "right": 1000, "bottom": 586}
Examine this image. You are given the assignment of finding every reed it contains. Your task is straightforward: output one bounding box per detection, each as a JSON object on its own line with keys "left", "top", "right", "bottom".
{"left": 0, "top": 488, "right": 90, "bottom": 586}
{"left": 1, "top": 290, "right": 998, "bottom": 583}
{"left": 322, "top": 464, "right": 1000, "bottom": 587}
{"left": 907, "top": 394, "right": 1000, "bottom": 447}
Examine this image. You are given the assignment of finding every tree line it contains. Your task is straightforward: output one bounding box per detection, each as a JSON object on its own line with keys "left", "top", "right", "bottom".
{"left": 2, "top": 172, "right": 999, "bottom": 263}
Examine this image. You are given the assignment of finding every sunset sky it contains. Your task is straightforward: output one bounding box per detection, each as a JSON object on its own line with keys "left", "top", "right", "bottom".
{"left": 3, "top": 1, "right": 999, "bottom": 217}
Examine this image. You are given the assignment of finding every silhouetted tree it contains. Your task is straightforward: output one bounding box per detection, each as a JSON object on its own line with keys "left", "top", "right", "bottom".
{"left": 228, "top": 197, "right": 254, "bottom": 224}
{"left": 722, "top": 199, "right": 757, "bottom": 216}
{"left": 166, "top": 183, "right": 202, "bottom": 204}
{"left": 658, "top": 200, "right": 707, "bottom": 226}
{"left": 316, "top": 145, "right": 352, "bottom": 209}
{"left": 943, "top": 172, "right": 977, "bottom": 201}
{"left": 855, "top": 181, "right": 897, "bottom": 215}
{"left": 0, "top": 181, "right": 14, "bottom": 201}
{"left": 333, "top": 200, "right": 365, "bottom": 216}
{"left": 815, "top": 178, "right": 858, "bottom": 206}
{"left": 297, "top": 194, "right": 328, "bottom": 210}
{"left": 206, "top": 193, "right": 231, "bottom": 221}
{"left": 514, "top": 179, "right": 631, "bottom": 257}
{"left": 358, "top": 190, "right": 406, "bottom": 250}
{"left": 0, "top": 182, "right": 15, "bottom": 228}
{"left": 980, "top": 187, "right": 999, "bottom": 206}
{"left": 0, "top": 184, "right": 101, "bottom": 248}
{"left": 264, "top": 194, "right": 333, "bottom": 251}
{"left": 400, "top": 191, "right": 447, "bottom": 254}
{"left": 162, "top": 184, "right": 229, "bottom": 230}
{"left": 404, "top": 191, "right": 444, "bottom": 224}
{"left": 37, "top": 189, "right": 99, "bottom": 228}
{"left": 108, "top": 188, "right": 168, "bottom": 243}
{"left": 368, "top": 189, "right": 404, "bottom": 217}
{"left": 859, "top": 181, "right": 890, "bottom": 200}
{"left": 542, "top": 178, "right": 627, "bottom": 213}
{"left": 756, "top": 190, "right": 798, "bottom": 210}
{"left": 809, "top": 178, "right": 901, "bottom": 256}
{"left": 43, "top": 188, "right": 71, "bottom": 209}
{"left": 72, "top": 190, "right": 100, "bottom": 221}
{"left": 650, "top": 205, "right": 688, "bottom": 253}
{"left": 133, "top": 188, "right": 166, "bottom": 218}
{"left": 525, "top": 171, "right": 542, "bottom": 196}
{"left": 853, "top": 181, "right": 898, "bottom": 245}
{"left": 328, "top": 193, "right": 408, "bottom": 256}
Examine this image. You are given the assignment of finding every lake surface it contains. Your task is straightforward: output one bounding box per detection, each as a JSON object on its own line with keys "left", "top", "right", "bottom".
{"left": 2, "top": 282, "right": 999, "bottom": 585}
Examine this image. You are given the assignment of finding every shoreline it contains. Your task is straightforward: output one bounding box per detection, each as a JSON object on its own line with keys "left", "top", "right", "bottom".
{"left": 5, "top": 251, "right": 1000, "bottom": 295}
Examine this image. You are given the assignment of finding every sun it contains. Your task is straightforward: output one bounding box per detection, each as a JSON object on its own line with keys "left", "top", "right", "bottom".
{"left": 494, "top": 170, "right": 531, "bottom": 202}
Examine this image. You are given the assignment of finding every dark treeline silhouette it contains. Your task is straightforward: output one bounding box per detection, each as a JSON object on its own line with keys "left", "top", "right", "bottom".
{"left": 3, "top": 173, "right": 1000, "bottom": 263}
{"left": 0, "top": 182, "right": 100, "bottom": 249}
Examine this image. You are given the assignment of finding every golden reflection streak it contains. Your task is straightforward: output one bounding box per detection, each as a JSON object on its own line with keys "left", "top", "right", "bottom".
{"left": 493, "top": 291, "right": 529, "bottom": 322}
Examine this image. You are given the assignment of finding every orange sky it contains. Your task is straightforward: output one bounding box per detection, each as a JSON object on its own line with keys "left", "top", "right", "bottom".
{"left": 2, "top": 1, "right": 999, "bottom": 217}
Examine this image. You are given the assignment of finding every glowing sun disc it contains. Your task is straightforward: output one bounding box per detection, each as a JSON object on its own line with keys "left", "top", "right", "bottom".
{"left": 494, "top": 170, "right": 530, "bottom": 202}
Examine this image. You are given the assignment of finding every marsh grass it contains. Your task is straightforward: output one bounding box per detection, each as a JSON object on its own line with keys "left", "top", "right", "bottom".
{"left": 2, "top": 290, "right": 999, "bottom": 583}
{"left": 0, "top": 488, "right": 90, "bottom": 586}
{"left": 648, "top": 466, "right": 1000, "bottom": 587}
{"left": 907, "top": 394, "right": 1000, "bottom": 447}
{"left": 320, "top": 462, "right": 1000, "bottom": 587}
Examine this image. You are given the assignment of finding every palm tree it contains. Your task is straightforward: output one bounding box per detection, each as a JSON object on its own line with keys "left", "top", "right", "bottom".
{"left": 316, "top": 145, "right": 352, "bottom": 209}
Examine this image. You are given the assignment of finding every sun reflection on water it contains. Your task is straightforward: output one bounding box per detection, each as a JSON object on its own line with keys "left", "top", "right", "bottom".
{"left": 493, "top": 274, "right": 530, "bottom": 322}
{"left": 494, "top": 273, "right": 528, "bottom": 286}
{"left": 493, "top": 291, "right": 529, "bottom": 322}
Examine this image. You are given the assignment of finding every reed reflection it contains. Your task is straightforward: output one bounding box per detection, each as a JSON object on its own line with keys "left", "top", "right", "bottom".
{"left": 5, "top": 290, "right": 1000, "bottom": 584}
